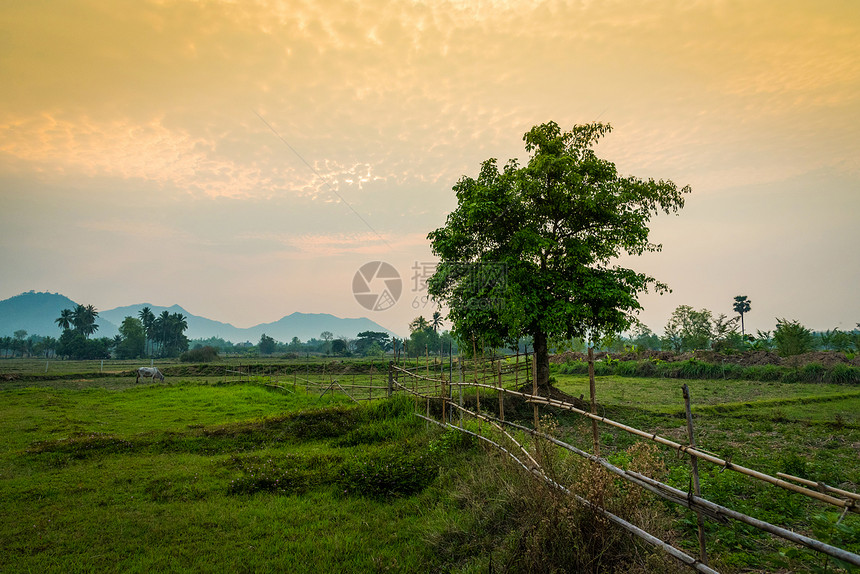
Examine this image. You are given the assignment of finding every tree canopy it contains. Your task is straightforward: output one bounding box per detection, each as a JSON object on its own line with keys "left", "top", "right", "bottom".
{"left": 427, "top": 121, "right": 689, "bottom": 388}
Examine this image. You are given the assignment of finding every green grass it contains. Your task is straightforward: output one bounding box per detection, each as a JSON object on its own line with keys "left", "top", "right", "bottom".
{"left": 0, "top": 378, "right": 483, "bottom": 573}
{"left": 2, "top": 366, "right": 859, "bottom": 573}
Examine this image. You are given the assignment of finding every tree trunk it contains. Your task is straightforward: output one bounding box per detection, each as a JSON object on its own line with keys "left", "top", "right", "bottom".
{"left": 533, "top": 330, "right": 551, "bottom": 393}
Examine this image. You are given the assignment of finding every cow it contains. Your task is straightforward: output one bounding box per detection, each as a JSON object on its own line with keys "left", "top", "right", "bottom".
{"left": 136, "top": 366, "right": 165, "bottom": 383}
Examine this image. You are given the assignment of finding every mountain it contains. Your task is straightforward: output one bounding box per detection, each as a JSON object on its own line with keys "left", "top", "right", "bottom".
{"left": 99, "top": 303, "right": 252, "bottom": 342}
{"left": 0, "top": 291, "right": 119, "bottom": 338}
{"left": 100, "top": 305, "right": 396, "bottom": 342}
{"left": 247, "top": 312, "right": 397, "bottom": 343}
{"left": 0, "top": 292, "right": 396, "bottom": 343}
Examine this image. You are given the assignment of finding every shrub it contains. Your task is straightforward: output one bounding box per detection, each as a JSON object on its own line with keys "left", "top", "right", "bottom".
{"left": 799, "top": 362, "right": 826, "bottom": 383}
{"left": 339, "top": 448, "right": 437, "bottom": 499}
{"left": 615, "top": 360, "right": 639, "bottom": 377}
{"left": 827, "top": 363, "right": 860, "bottom": 385}
{"left": 744, "top": 364, "right": 782, "bottom": 382}
{"left": 180, "top": 345, "right": 220, "bottom": 363}
{"left": 773, "top": 318, "right": 814, "bottom": 357}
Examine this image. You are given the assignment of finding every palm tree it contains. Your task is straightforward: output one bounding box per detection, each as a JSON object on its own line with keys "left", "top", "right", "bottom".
{"left": 70, "top": 304, "right": 99, "bottom": 338}
{"left": 138, "top": 307, "right": 155, "bottom": 356}
{"left": 55, "top": 308, "right": 74, "bottom": 331}
{"left": 732, "top": 295, "right": 751, "bottom": 339}
{"left": 81, "top": 304, "right": 100, "bottom": 338}
{"left": 1, "top": 336, "right": 12, "bottom": 358}
{"left": 431, "top": 311, "right": 443, "bottom": 333}
{"left": 409, "top": 316, "right": 429, "bottom": 333}
{"left": 153, "top": 311, "right": 171, "bottom": 356}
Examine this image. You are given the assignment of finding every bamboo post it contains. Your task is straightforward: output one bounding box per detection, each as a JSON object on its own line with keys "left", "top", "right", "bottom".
{"left": 515, "top": 351, "right": 519, "bottom": 388}
{"left": 683, "top": 383, "right": 708, "bottom": 566}
{"left": 497, "top": 360, "right": 504, "bottom": 422}
{"left": 532, "top": 352, "right": 539, "bottom": 430}
{"left": 441, "top": 372, "right": 447, "bottom": 423}
{"left": 458, "top": 355, "right": 464, "bottom": 427}
{"left": 588, "top": 346, "right": 600, "bottom": 456}
{"left": 387, "top": 361, "right": 393, "bottom": 398}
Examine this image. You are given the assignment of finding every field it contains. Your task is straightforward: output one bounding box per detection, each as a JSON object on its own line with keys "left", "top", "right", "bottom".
{"left": 1, "top": 358, "right": 858, "bottom": 573}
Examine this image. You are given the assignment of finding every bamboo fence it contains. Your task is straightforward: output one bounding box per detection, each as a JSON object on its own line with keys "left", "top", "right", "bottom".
{"left": 388, "top": 353, "right": 860, "bottom": 572}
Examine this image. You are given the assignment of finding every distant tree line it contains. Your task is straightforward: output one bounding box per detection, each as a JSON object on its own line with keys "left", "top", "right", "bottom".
{"left": 2, "top": 295, "right": 857, "bottom": 361}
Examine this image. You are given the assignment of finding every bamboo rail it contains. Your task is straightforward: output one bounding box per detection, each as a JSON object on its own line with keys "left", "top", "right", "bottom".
{"left": 442, "top": 379, "right": 858, "bottom": 514}
{"left": 458, "top": 407, "right": 860, "bottom": 567}
{"left": 416, "top": 412, "right": 721, "bottom": 574}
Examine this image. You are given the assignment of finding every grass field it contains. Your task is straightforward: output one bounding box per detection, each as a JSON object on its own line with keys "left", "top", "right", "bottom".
{"left": 1, "top": 361, "right": 858, "bottom": 573}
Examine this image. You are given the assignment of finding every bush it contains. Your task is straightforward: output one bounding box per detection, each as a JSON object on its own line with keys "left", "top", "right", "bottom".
{"left": 799, "top": 362, "right": 826, "bottom": 383}
{"left": 180, "top": 345, "right": 220, "bottom": 363}
{"left": 827, "top": 363, "right": 860, "bottom": 385}
{"left": 774, "top": 318, "right": 815, "bottom": 357}
{"left": 744, "top": 364, "right": 782, "bottom": 381}
{"left": 339, "top": 448, "right": 437, "bottom": 499}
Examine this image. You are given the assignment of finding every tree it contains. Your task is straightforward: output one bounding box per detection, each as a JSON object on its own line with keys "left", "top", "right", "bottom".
{"left": 732, "top": 296, "right": 751, "bottom": 338}
{"left": 150, "top": 311, "right": 189, "bottom": 357}
{"left": 71, "top": 304, "right": 99, "bottom": 338}
{"left": 258, "top": 334, "right": 277, "bottom": 355}
{"left": 409, "top": 316, "right": 430, "bottom": 332}
{"left": 139, "top": 306, "right": 155, "bottom": 356}
{"left": 116, "top": 316, "right": 146, "bottom": 359}
{"left": 630, "top": 324, "right": 661, "bottom": 351}
{"left": 431, "top": 311, "right": 443, "bottom": 333}
{"left": 41, "top": 336, "right": 57, "bottom": 358}
{"left": 662, "top": 305, "right": 713, "bottom": 352}
{"left": 710, "top": 313, "right": 741, "bottom": 353}
{"left": 428, "top": 121, "right": 689, "bottom": 391}
{"left": 55, "top": 309, "right": 74, "bottom": 331}
{"left": 320, "top": 331, "right": 334, "bottom": 355}
{"left": 355, "top": 331, "right": 391, "bottom": 356}
{"left": 773, "top": 318, "right": 814, "bottom": 357}
{"left": 331, "top": 338, "right": 350, "bottom": 356}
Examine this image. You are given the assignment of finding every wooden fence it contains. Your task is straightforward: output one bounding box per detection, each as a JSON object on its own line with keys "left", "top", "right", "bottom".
{"left": 387, "top": 353, "right": 860, "bottom": 573}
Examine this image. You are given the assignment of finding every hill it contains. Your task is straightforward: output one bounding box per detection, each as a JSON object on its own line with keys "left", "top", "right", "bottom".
{"left": 0, "top": 292, "right": 395, "bottom": 343}
{"left": 0, "top": 291, "right": 119, "bottom": 338}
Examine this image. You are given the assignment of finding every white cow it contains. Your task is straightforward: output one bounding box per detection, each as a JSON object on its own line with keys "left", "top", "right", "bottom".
{"left": 136, "top": 367, "right": 165, "bottom": 383}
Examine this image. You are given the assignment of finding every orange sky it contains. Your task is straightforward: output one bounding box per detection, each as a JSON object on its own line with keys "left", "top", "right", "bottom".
{"left": 2, "top": 0, "right": 859, "bottom": 336}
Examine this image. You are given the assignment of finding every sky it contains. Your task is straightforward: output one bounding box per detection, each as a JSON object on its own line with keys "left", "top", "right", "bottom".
{"left": 1, "top": 0, "right": 859, "bottom": 339}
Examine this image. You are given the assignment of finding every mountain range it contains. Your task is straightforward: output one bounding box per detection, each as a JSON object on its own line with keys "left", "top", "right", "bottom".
{"left": 0, "top": 291, "right": 396, "bottom": 342}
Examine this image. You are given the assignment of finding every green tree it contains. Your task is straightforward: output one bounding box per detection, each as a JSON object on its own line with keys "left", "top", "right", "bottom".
{"left": 116, "top": 316, "right": 146, "bottom": 359}
{"left": 331, "top": 338, "right": 350, "bottom": 356}
{"left": 750, "top": 329, "right": 774, "bottom": 351}
{"left": 355, "top": 331, "right": 391, "bottom": 356}
{"left": 138, "top": 306, "right": 155, "bottom": 356}
{"left": 662, "top": 305, "right": 713, "bottom": 352}
{"left": 430, "top": 311, "right": 443, "bottom": 332}
{"left": 732, "top": 295, "right": 751, "bottom": 338}
{"left": 1, "top": 336, "right": 12, "bottom": 358}
{"left": 288, "top": 336, "right": 303, "bottom": 352}
{"left": 428, "top": 122, "right": 688, "bottom": 391}
{"left": 773, "top": 318, "right": 814, "bottom": 357}
{"left": 320, "top": 331, "right": 334, "bottom": 355}
{"left": 41, "top": 335, "right": 57, "bottom": 358}
{"left": 151, "top": 311, "right": 189, "bottom": 357}
{"left": 258, "top": 334, "right": 277, "bottom": 355}
{"left": 55, "top": 309, "right": 74, "bottom": 331}
{"left": 71, "top": 304, "right": 99, "bottom": 338}
{"left": 409, "top": 316, "right": 430, "bottom": 332}
{"left": 630, "top": 324, "right": 661, "bottom": 351}
{"left": 710, "top": 313, "right": 741, "bottom": 353}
